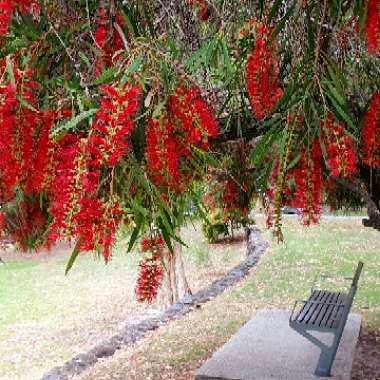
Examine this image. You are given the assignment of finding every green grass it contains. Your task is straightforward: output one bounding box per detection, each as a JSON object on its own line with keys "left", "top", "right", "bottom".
{"left": 0, "top": 226, "right": 247, "bottom": 380}
{"left": 76, "top": 218, "right": 380, "bottom": 380}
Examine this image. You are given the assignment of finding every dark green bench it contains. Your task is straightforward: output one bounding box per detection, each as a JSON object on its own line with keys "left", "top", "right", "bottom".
{"left": 289, "top": 261, "right": 363, "bottom": 377}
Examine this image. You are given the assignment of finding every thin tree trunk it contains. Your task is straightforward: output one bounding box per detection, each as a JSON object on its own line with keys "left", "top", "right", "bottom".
{"left": 174, "top": 239, "right": 192, "bottom": 298}
{"left": 157, "top": 230, "right": 192, "bottom": 306}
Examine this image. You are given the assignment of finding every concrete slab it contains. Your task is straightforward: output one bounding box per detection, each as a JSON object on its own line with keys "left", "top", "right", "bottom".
{"left": 195, "top": 309, "right": 361, "bottom": 380}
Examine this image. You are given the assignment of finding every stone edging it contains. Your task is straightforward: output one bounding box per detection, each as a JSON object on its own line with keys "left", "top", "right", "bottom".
{"left": 41, "top": 227, "right": 268, "bottom": 380}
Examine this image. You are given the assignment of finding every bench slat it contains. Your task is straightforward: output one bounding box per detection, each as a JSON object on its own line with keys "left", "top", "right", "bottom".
{"left": 302, "top": 290, "right": 325, "bottom": 323}
{"left": 296, "top": 290, "right": 321, "bottom": 322}
{"left": 328, "top": 293, "right": 346, "bottom": 328}
{"left": 319, "top": 292, "right": 340, "bottom": 328}
{"left": 313, "top": 291, "right": 337, "bottom": 326}
{"left": 306, "top": 290, "right": 330, "bottom": 324}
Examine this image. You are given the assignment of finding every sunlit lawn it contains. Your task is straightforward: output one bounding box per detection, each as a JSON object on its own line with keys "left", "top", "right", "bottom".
{"left": 75, "top": 218, "right": 380, "bottom": 380}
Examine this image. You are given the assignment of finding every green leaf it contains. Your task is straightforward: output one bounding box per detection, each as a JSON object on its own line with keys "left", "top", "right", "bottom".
{"left": 91, "top": 66, "right": 118, "bottom": 86}
{"left": 152, "top": 100, "right": 166, "bottom": 118}
{"left": 5, "top": 56, "right": 16, "bottom": 89}
{"left": 325, "top": 91, "right": 355, "bottom": 129}
{"left": 121, "top": 7, "right": 138, "bottom": 37}
{"left": 51, "top": 109, "right": 97, "bottom": 138}
{"left": 18, "top": 96, "right": 38, "bottom": 112}
{"left": 158, "top": 217, "right": 173, "bottom": 253}
{"left": 323, "top": 79, "right": 345, "bottom": 106}
{"left": 127, "top": 214, "right": 143, "bottom": 252}
{"left": 268, "top": 0, "right": 283, "bottom": 23}
{"left": 128, "top": 54, "right": 143, "bottom": 75}
{"left": 65, "top": 239, "right": 82, "bottom": 275}
{"left": 79, "top": 52, "right": 91, "bottom": 68}
{"left": 251, "top": 124, "right": 282, "bottom": 167}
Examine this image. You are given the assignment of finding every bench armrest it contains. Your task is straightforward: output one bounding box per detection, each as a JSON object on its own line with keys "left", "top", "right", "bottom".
{"left": 289, "top": 299, "right": 346, "bottom": 323}
{"left": 311, "top": 274, "right": 353, "bottom": 293}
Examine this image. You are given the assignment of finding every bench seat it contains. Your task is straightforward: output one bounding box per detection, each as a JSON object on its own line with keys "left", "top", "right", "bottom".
{"left": 292, "top": 290, "right": 347, "bottom": 329}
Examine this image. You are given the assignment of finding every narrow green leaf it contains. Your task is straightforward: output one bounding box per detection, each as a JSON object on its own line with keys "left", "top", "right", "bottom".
{"left": 18, "top": 96, "right": 38, "bottom": 112}
{"left": 128, "top": 54, "right": 143, "bottom": 74}
{"left": 158, "top": 218, "right": 173, "bottom": 253}
{"left": 268, "top": 0, "right": 283, "bottom": 23}
{"left": 5, "top": 56, "right": 16, "bottom": 89}
{"left": 51, "top": 109, "right": 97, "bottom": 138}
{"left": 91, "top": 66, "right": 118, "bottom": 86}
{"left": 326, "top": 91, "right": 355, "bottom": 129}
{"left": 127, "top": 215, "right": 143, "bottom": 252}
{"left": 65, "top": 239, "right": 82, "bottom": 275}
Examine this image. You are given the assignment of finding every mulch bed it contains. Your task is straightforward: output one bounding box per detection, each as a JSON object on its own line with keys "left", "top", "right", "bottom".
{"left": 352, "top": 327, "right": 380, "bottom": 380}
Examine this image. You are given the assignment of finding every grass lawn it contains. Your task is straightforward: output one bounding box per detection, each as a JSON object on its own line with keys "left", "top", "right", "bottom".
{"left": 0, "top": 225, "right": 246, "bottom": 380}
{"left": 74, "top": 218, "right": 380, "bottom": 380}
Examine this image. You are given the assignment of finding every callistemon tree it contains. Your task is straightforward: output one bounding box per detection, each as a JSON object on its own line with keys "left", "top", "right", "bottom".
{"left": 0, "top": 0, "right": 378, "bottom": 303}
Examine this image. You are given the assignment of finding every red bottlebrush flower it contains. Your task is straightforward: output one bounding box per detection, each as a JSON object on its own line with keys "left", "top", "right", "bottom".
{"left": 246, "top": 24, "right": 283, "bottom": 120}
{"left": 27, "top": 111, "right": 55, "bottom": 194}
{"left": 140, "top": 235, "right": 165, "bottom": 255}
{"left": 222, "top": 178, "right": 238, "bottom": 207}
{"left": 362, "top": 92, "right": 380, "bottom": 168}
{"left": 47, "top": 133, "right": 81, "bottom": 243}
{"left": 136, "top": 234, "right": 165, "bottom": 303}
{"left": 0, "top": 84, "right": 19, "bottom": 202}
{"left": 0, "top": 210, "right": 6, "bottom": 231}
{"left": 135, "top": 256, "right": 164, "bottom": 303}
{"left": 322, "top": 114, "right": 358, "bottom": 178}
{"left": 94, "top": 8, "right": 127, "bottom": 76}
{"left": 0, "top": 0, "right": 13, "bottom": 36}
{"left": 189, "top": 0, "right": 210, "bottom": 21}
{"left": 90, "top": 84, "right": 141, "bottom": 167}
{"left": 293, "top": 141, "right": 324, "bottom": 225}
{"left": 146, "top": 85, "right": 218, "bottom": 193}
{"left": 364, "top": 0, "right": 380, "bottom": 54}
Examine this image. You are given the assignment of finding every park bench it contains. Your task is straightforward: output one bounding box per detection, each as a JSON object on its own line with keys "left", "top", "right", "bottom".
{"left": 289, "top": 261, "right": 363, "bottom": 377}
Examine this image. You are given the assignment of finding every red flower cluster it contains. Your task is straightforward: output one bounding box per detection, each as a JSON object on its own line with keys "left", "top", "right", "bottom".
{"left": 189, "top": 0, "right": 210, "bottom": 21}
{"left": 246, "top": 23, "right": 283, "bottom": 120}
{"left": 47, "top": 132, "right": 123, "bottom": 261}
{"left": 146, "top": 85, "right": 218, "bottom": 193}
{"left": 0, "top": 210, "right": 5, "bottom": 231}
{"left": 95, "top": 8, "right": 126, "bottom": 76}
{"left": 0, "top": 0, "right": 34, "bottom": 35}
{"left": 362, "top": 92, "right": 380, "bottom": 168}
{"left": 47, "top": 133, "right": 81, "bottom": 242}
{"left": 48, "top": 84, "right": 140, "bottom": 261}
{"left": 364, "top": 0, "right": 380, "bottom": 54}
{"left": 136, "top": 235, "right": 165, "bottom": 303}
{"left": 0, "top": 61, "right": 54, "bottom": 203}
{"left": 88, "top": 84, "right": 141, "bottom": 167}
{"left": 293, "top": 141, "right": 324, "bottom": 225}
{"left": 322, "top": 115, "right": 358, "bottom": 178}
{"left": 222, "top": 178, "right": 249, "bottom": 221}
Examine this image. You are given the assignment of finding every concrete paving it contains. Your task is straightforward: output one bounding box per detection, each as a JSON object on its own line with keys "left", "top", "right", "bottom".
{"left": 195, "top": 309, "right": 361, "bottom": 380}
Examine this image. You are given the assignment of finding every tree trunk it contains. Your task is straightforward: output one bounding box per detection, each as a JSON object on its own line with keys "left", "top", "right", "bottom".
{"left": 174, "top": 239, "right": 192, "bottom": 299}
{"left": 157, "top": 230, "right": 192, "bottom": 307}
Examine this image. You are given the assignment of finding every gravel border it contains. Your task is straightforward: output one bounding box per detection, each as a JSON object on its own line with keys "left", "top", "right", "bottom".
{"left": 41, "top": 227, "right": 268, "bottom": 380}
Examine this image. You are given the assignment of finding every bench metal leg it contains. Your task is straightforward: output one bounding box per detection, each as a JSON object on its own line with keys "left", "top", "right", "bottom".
{"left": 290, "top": 327, "right": 343, "bottom": 377}
{"left": 315, "top": 334, "right": 339, "bottom": 377}
{"left": 315, "top": 323, "right": 348, "bottom": 377}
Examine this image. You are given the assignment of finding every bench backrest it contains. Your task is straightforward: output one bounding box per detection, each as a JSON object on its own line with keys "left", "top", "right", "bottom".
{"left": 351, "top": 261, "right": 364, "bottom": 288}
